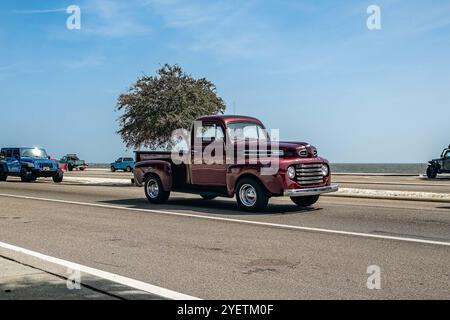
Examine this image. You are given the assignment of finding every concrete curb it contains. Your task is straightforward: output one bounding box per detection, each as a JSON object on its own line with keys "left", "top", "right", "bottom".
{"left": 325, "top": 193, "right": 450, "bottom": 203}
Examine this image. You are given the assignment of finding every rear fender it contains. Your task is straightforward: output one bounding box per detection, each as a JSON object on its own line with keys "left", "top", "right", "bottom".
{"left": 134, "top": 160, "right": 172, "bottom": 191}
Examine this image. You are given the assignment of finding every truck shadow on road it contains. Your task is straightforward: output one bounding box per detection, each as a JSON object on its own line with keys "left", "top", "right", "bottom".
{"left": 99, "top": 197, "right": 322, "bottom": 216}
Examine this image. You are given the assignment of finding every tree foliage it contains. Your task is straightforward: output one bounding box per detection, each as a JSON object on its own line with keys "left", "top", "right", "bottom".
{"left": 116, "top": 64, "right": 226, "bottom": 149}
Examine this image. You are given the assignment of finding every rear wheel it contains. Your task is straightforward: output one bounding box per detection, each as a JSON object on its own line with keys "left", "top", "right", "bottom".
{"left": 290, "top": 195, "right": 320, "bottom": 207}
{"left": 144, "top": 174, "right": 170, "bottom": 204}
{"left": 0, "top": 167, "right": 7, "bottom": 181}
{"left": 200, "top": 194, "right": 217, "bottom": 200}
{"left": 79, "top": 167, "right": 85, "bottom": 171}
{"left": 236, "top": 178, "right": 269, "bottom": 212}
{"left": 126, "top": 166, "right": 132, "bottom": 172}
{"left": 426, "top": 166, "right": 437, "bottom": 179}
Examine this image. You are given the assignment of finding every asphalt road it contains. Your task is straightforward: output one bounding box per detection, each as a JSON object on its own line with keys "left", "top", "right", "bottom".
{"left": 0, "top": 178, "right": 449, "bottom": 299}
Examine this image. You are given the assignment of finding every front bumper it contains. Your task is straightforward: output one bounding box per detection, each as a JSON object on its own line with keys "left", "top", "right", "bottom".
{"left": 31, "top": 169, "right": 59, "bottom": 177}
{"left": 284, "top": 184, "right": 339, "bottom": 197}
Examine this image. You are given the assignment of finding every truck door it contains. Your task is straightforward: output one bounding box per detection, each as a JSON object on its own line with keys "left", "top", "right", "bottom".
{"left": 7, "top": 149, "right": 21, "bottom": 173}
{"left": 443, "top": 150, "right": 450, "bottom": 171}
{"left": 190, "top": 122, "right": 227, "bottom": 186}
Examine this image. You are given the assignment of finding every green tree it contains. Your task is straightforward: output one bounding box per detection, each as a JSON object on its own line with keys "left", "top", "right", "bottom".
{"left": 116, "top": 64, "right": 226, "bottom": 149}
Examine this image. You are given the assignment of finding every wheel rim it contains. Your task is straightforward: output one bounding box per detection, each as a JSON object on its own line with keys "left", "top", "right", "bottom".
{"left": 146, "top": 179, "right": 159, "bottom": 198}
{"left": 239, "top": 184, "right": 257, "bottom": 207}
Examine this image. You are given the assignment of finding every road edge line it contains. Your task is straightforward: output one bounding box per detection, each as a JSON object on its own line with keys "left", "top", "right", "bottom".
{"left": 0, "top": 240, "right": 200, "bottom": 300}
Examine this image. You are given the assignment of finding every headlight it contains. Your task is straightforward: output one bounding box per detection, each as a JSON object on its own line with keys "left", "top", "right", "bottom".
{"left": 287, "top": 166, "right": 296, "bottom": 179}
{"left": 321, "top": 164, "right": 329, "bottom": 177}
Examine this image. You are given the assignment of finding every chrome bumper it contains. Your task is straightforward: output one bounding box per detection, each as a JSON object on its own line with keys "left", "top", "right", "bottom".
{"left": 284, "top": 184, "right": 339, "bottom": 197}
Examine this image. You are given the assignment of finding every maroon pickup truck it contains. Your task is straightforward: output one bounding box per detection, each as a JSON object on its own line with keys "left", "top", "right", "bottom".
{"left": 133, "top": 115, "right": 338, "bottom": 212}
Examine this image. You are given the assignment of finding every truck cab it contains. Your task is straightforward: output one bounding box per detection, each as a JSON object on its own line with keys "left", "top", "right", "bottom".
{"left": 133, "top": 115, "right": 338, "bottom": 212}
{"left": 0, "top": 147, "right": 63, "bottom": 183}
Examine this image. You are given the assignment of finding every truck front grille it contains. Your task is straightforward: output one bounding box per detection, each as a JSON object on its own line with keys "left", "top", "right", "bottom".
{"left": 295, "top": 163, "right": 324, "bottom": 185}
{"left": 39, "top": 163, "right": 53, "bottom": 169}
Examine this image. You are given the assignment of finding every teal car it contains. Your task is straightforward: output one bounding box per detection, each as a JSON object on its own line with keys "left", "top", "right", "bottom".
{"left": 110, "top": 157, "right": 135, "bottom": 172}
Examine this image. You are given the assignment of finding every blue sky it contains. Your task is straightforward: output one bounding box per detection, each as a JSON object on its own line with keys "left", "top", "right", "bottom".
{"left": 0, "top": 0, "right": 449, "bottom": 163}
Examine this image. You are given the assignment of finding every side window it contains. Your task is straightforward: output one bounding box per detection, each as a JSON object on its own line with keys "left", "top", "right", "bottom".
{"left": 6, "top": 149, "right": 12, "bottom": 158}
{"left": 0, "top": 150, "right": 5, "bottom": 160}
{"left": 445, "top": 151, "right": 450, "bottom": 159}
{"left": 196, "top": 124, "right": 224, "bottom": 140}
{"left": 12, "top": 149, "right": 20, "bottom": 160}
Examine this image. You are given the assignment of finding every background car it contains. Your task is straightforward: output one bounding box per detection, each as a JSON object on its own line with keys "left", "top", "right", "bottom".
{"left": 59, "top": 154, "right": 88, "bottom": 171}
{"left": 426, "top": 145, "right": 450, "bottom": 178}
{"left": 0, "top": 147, "right": 63, "bottom": 183}
{"left": 110, "top": 157, "right": 135, "bottom": 172}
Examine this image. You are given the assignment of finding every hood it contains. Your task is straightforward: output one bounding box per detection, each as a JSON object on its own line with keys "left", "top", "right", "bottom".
{"left": 21, "top": 157, "right": 57, "bottom": 164}
{"left": 235, "top": 140, "right": 318, "bottom": 158}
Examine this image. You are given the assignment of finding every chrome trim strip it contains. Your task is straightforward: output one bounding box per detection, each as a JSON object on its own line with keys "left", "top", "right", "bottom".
{"left": 283, "top": 184, "right": 339, "bottom": 197}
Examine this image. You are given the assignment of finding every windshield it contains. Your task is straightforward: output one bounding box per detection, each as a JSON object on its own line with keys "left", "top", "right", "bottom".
{"left": 21, "top": 148, "right": 48, "bottom": 158}
{"left": 227, "top": 122, "right": 269, "bottom": 141}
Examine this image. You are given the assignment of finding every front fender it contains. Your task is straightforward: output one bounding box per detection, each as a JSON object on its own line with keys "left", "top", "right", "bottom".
{"left": 226, "top": 164, "right": 283, "bottom": 196}
{"left": 133, "top": 160, "right": 172, "bottom": 191}
{"left": 22, "top": 162, "right": 35, "bottom": 169}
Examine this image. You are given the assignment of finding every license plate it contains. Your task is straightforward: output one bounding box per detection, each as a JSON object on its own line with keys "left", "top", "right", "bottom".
{"left": 42, "top": 167, "right": 50, "bottom": 171}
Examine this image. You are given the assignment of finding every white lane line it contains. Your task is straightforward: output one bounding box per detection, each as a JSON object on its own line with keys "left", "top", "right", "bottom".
{"left": 0, "top": 240, "right": 199, "bottom": 300}
{"left": 1, "top": 193, "right": 450, "bottom": 247}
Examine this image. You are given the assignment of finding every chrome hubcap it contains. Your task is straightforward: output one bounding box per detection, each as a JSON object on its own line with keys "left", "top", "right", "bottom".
{"left": 146, "top": 179, "right": 159, "bottom": 198}
{"left": 239, "top": 184, "right": 257, "bottom": 207}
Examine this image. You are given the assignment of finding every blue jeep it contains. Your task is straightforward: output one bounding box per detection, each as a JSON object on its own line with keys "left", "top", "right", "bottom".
{"left": 0, "top": 147, "right": 63, "bottom": 183}
{"left": 110, "top": 157, "right": 135, "bottom": 172}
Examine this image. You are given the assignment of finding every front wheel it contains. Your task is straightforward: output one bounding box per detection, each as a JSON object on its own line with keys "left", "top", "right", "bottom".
{"left": 426, "top": 166, "right": 438, "bottom": 179}
{"left": 67, "top": 164, "right": 73, "bottom": 171}
{"left": 110, "top": 166, "right": 116, "bottom": 172}
{"left": 20, "top": 167, "right": 35, "bottom": 182}
{"left": 144, "top": 174, "right": 170, "bottom": 204}
{"left": 291, "top": 195, "right": 320, "bottom": 207}
{"left": 236, "top": 178, "right": 269, "bottom": 212}
{"left": 53, "top": 171, "right": 64, "bottom": 183}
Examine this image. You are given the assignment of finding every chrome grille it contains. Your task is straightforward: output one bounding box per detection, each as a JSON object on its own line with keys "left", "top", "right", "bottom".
{"left": 295, "top": 163, "right": 324, "bottom": 185}
{"left": 40, "top": 162, "right": 53, "bottom": 169}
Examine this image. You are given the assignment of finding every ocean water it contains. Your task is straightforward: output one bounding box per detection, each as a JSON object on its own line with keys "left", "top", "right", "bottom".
{"left": 330, "top": 163, "right": 428, "bottom": 174}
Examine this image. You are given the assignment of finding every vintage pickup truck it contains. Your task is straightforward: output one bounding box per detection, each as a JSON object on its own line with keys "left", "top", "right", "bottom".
{"left": 133, "top": 115, "right": 338, "bottom": 212}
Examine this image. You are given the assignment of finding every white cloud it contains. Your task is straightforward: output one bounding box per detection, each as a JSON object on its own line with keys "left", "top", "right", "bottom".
{"left": 11, "top": 8, "right": 67, "bottom": 14}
